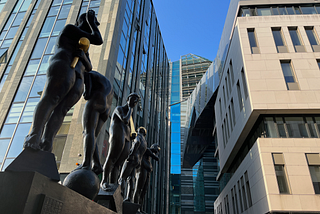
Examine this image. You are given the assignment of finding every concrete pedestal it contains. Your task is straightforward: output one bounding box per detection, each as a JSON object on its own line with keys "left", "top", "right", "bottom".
{"left": 0, "top": 171, "right": 116, "bottom": 214}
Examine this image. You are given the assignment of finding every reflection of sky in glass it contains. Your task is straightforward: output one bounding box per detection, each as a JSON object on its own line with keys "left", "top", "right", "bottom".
{"left": 170, "top": 61, "right": 181, "bottom": 174}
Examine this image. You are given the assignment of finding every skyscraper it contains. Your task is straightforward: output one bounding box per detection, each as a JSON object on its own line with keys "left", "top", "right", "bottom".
{"left": 213, "top": 0, "right": 320, "bottom": 213}
{"left": 169, "top": 54, "right": 213, "bottom": 214}
{"left": 0, "top": 0, "right": 169, "bottom": 213}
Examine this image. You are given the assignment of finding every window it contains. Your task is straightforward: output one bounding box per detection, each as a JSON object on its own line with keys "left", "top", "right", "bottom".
{"left": 225, "top": 78, "right": 229, "bottom": 99}
{"left": 230, "top": 61, "right": 235, "bottom": 85}
{"left": 280, "top": 60, "right": 299, "bottom": 90}
{"left": 231, "top": 189, "right": 237, "bottom": 214}
{"left": 257, "top": 8, "right": 272, "bottom": 16}
{"left": 228, "top": 106, "right": 233, "bottom": 132}
{"left": 288, "top": 27, "right": 305, "bottom": 52}
{"left": 223, "top": 86, "right": 226, "bottom": 107}
{"left": 241, "top": 68, "right": 248, "bottom": 99}
{"left": 241, "top": 176, "right": 248, "bottom": 210}
{"left": 247, "top": 28, "right": 259, "bottom": 54}
{"left": 317, "top": 59, "right": 320, "bottom": 69}
{"left": 305, "top": 26, "right": 320, "bottom": 52}
{"left": 272, "top": 153, "right": 291, "bottom": 194}
{"left": 231, "top": 99, "right": 236, "bottom": 126}
{"left": 244, "top": 172, "right": 253, "bottom": 207}
{"left": 237, "top": 181, "right": 243, "bottom": 212}
{"left": 236, "top": 81, "right": 244, "bottom": 111}
{"left": 306, "top": 153, "right": 320, "bottom": 194}
{"left": 285, "top": 117, "right": 308, "bottom": 138}
{"left": 219, "top": 98, "right": 222, "bottom": 119}
{"left": 233, "top": 186, "right": 240, "bottom": 214}
{"left": 272, "top": 27, "right": 287, "bottom": 53}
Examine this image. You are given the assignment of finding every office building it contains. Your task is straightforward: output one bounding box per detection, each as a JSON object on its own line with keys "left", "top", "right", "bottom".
{"left": 0, "top": 0, "right": 169, "bottom": 213}
{"left": 169, "top": 54, "right": 216, "bottom": 214}
{"left": 213, "top": 0, "right": 320, "bottom": 213}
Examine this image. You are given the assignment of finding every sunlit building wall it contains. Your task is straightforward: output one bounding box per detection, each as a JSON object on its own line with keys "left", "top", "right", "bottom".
{"left": 214, "top": 0, "right": 320, "bottom": 213}
{"left": 0, "top": 0, "right": 169, "bottom": 213}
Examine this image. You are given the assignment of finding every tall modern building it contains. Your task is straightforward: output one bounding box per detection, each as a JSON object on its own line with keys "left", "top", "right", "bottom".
{"left": 213, "top": 0, "right": 320, "bottom": 213}
{"left": 169, "top": 54, "right": 216, "bottom": 214}
{"left": 0, "top": 0, "right": 170, "bottom": 213}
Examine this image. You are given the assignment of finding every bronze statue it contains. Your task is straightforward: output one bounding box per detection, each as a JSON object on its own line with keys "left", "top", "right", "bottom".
{"left": 133, "top": 144, "right": 160, "bottom": 209}
{"left": 24, "top": 10, "right": 103, "bottom": 151}
{"left": 79, "top": 70, "right": 113, "bottom": 174}
{"left": 101, "top": 93, "right": 140, "bottom": 191}
{"left": 118, "top": 127, "right": 148, "bottom": 201}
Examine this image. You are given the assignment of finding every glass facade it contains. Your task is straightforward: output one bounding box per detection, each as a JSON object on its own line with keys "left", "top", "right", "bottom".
{"left": 0, "top": 1, "right": 170, "bottom": 213}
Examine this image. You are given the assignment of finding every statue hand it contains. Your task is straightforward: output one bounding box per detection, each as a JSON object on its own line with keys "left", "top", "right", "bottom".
{"left": 87, "top": 9, "right": 100, "bottom": 26}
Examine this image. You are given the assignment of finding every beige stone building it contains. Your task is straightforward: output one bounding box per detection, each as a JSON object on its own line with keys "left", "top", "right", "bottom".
{"left": 214, "top": 0, "right": 320, "bottom": 213}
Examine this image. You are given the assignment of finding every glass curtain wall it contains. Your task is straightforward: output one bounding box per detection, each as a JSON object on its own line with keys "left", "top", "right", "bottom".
{"left": 0, "top": 0, "right": 101, "bottom": 171}
{"left": 170, "top": 61, "right": 181, "bottom": 214}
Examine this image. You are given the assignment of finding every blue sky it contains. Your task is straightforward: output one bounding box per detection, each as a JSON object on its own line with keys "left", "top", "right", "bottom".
{"left": 153, "top": 0, "right": 231, "bottom": 62}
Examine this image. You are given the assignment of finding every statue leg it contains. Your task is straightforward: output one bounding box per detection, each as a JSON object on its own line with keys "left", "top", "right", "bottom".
{"left": 139, "top": 172, "right": 150, "bottom": 209}
{"left": 125, "top": 168, "right": 136, "bottom": 202}
{"left": 81, "top": 99, "right": 100, "bottom": 170}
{"left": 40, "top": 77, "right": 83, "bottom": 152}
{"left": 133, "top": 169, "right": 147, "bottom": 204}
{"left": 111, "top": 140, "right": 131, "bottom": 183}
{"left": 101, "top": 136, "right": 125, "bottom": 190}
{"left": 24, "top": 72, "right": 76, "bottom": 150}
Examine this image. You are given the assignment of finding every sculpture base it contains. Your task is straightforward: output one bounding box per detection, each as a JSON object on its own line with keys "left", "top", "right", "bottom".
{"left": 95, "top": 184, "right": 123, "bottom": 213}
{"left": 0, "top": 171, "right": 116, "bottom": 214}
{"left": 123, "top": 201, "right": 140, "bottom": 214}
{"left": 5, "top": 147, "right": 60, "bottom": 181}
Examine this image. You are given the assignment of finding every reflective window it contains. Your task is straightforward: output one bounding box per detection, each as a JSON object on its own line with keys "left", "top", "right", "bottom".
{"left": 272, "top": 27, "right": 285, "bottom": 46}
{"left": 0, "top": 124, "right": 16, "bottom": 138}
{"left": 31, "top": 37, "right": 48, "bottom": 59}
{"left": 286, "top": 6, "right": 295, "bottom": 15}
{"left": 45, "top": 36, "right": 57, "bottom": 54}
{"left": 48, "top": 6, "right": 60, "bottom": 17}
{"left": 247, "top": 28, "right": 259, "bottom": 53}
{"left": 14, "top": 76, "right": 33, "bottom": 102}
{"left": 279, "top": 7, "right": 287, "bottom": 15}
{"left": 0, "top": 139, "right": 10, "bottom": 162}
{"left": 38, "top": 55, "right": 52, "bottom": 74}
{"left": 58, "top": 4, "right": 71, "bottom": 19}
{"left": 280, "top": 60, "right": 298, "bottom": 90}
{"left": 5, "top": 103, "right": 24, "bottom": 124}
{"left": 288, "top": 27, "right": 303, "bottom": 46}
{"left": 273, "top": 153, "right": 290, "bottom": 194}
{"left": 12, "top": 12, "right": 26, "bottom": 26}
{"left": 52, "top": 19, "right": 66, "bottom": 36}
{"left": 285, "top": 117, "right": 308, "bottom": 138}
{"left": 305, "top": 26, "right": 320, "bottom": 49}
{"left": 301, "top": 6, "right": 317, "bottom": 14}
{"left": 7, "top": 123, "right": 31, "bottom": 158}
{"left": 20, "top": 98, "right": 40, "bottom": 122}
{"left": 257, "top": 8, "right": 272, "bottom": 16}
{"left": 25, "top": 59, "right": 40, "bottom": 76}
{"left": 306, "top": 154, "right": 320, "bottom": 194}
{"left": 40, "top": 17, "right": 55, "bottom": 37}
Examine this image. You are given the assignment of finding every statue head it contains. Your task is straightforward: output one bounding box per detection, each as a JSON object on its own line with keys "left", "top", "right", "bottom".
{"left": 76, "top": 10, "right": 100, "bottom": 32}
{"left": 150, "top": 144, "right": 160, "bottom": 154}
{"left": 126, "top": 93, "right": 140, "bottom": 108}
{"left": 137, "top": 127, "right": 147, "bottom": 137}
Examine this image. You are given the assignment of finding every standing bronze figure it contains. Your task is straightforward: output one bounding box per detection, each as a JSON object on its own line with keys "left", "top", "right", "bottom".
{"left": 133, "top": 144, "right": 160, "bottom": 209}
{"left": 118, "top": 127, "right": 148, "bottom": 201}
{"left": 100, "top": 93, "right": 140, "bottom": 191}
{"left": 24, "top": 10, "right": 103, "bottom": 151}
{"left": 80, "top": 71, "right": 113, "bottom": 174}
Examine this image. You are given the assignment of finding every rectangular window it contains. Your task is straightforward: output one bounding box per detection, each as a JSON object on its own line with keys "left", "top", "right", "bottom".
{"left": 225, "top": 77, "right": 229, "bottom": 99}
{"left": 272, "top": 153, "right": 291, "bottom": 194}
{"left": 244, "top": 172, "right": 253, "bottom": 207}
{"left": 305, "top": 26, "right": 320, "bottom": 52}
{"left": 241, "top": 176, "right": 248, "bottom": 210}
{"left": 237, "top": 181, "right": 243, "bottom": 212}
{"left": 223, "top": 86, "right": 226, "bottom": 107}
{"left": 231, "top": 99, "right": 236, "bottom": 126}
{"left": 306, "top": 117, "right": 318, "bottom": 138}
{"left": 222, "top": 124, "right": 226, "bottom": 148}
{"left": 285, "top": 117, "right": 308, "bottom": 138}
{"left": 231, "top": 189, "right": 237, "bottom": 214}
{"left": 280, "top": 60, "right": 299, "bottom": 90}
{"left": 230, "top": 61, "right": 235, "bottom": 85}
{"left": 226, "top": 195, "right": 230, "bottom": 214}
{"left": 219, "top": 98, "right": 222, "bottom": 119}
{"left": 228, "top": 106, "right": 233, "bottom": 132}
{"left": 227, "top": 70, "right": 232, "bottom": 93}
{"left": 226, "top": 114, "right": 230, "bottom": 139}
{"left": 248, "top": 28, "right": 259, "bottom": 54}
{"left": 257, "top": 8, "right": 272, "bottom": 16}
{"left": 241, "top": 68, "right": 248, "bottom": 99}
{"left": 317, "top": 59, "right": 320, "bottom": 69}
{"left": 236, "top": 81, "right": 244, "bottom": 111}
{"left": 288, "top": 27, "right": 305, "bottom": 52}
{"left": 234, "top": 186, "right": 240, "bottom": 214}
{"left": 306, "top": 153, "right": 320, "bottom": 194}
{"left": 272, "top": 27, "right": 287, "bottom": 53}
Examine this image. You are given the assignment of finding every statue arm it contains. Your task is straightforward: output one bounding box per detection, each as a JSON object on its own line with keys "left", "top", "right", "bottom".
{"left": 86, "top": 10, "right": 103, "bottom": 45}
{"left": 114, "top": 106, "right": 132, "bottom": 125}
{"left": 145, "top": 148, "right": 159, "bottom": 161}
{"left": 130, "top": 136, "right": 141, "bottom": 155}
{"left": 76, "top": 50, "right": 92, "bottom": 71}
{"left": 83, "top": 72, "right": 92, "bottom": 100}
